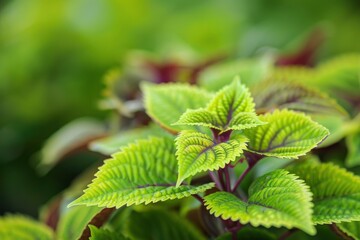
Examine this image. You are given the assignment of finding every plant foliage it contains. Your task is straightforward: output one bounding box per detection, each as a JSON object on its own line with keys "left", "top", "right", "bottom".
{"left": 243, "top": 109, "right": 329, "bottom": 158}
{"left": 175, "top": 130, "right": 247, "bottom": 186}
{"left": 69, "top": 137, "right": 214, "bottom": 208}
{"left": 142, "top": 83, "right": 213, "bottom": 133}
{"left": 288, "top": 162, "right": 360, "bottom": 224}
{"left": 3, "top": 50, "right": 360, "bottom": 239}
{"left": 204, "top": 170, "right": 316, "bottom": 235}
{"left": 0, "top": 215, "right": 54, "bottom": 240}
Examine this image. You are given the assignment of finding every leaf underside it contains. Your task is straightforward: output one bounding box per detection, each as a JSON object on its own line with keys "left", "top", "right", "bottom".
{"left": 288, "top": 162, "right": 360, "bottom": 224}
{"left": 0, "top": 214, "right": 54, "bottom": 240}
{"left": 204, "top": 170, "right": 315, "bottom": 235}
{"left": 56, "top": 205, "right": 103, "bottom": 240}
{"left": 252, "top": 79, "right": 348, "bottom": 117}
{"left": 69, "top": 137, "right": 214, "bottom": 208}
{"left": 337, "top": 221, "right": 360, "bottom": 240}
{"left": 175, "top": 130, "right": 247, "bottom": 186}
{"left": 142, "top": 83, "right": 213, "bottom": 133}
{"left": 243, "top": 109, "right": 329, "bottom": 159}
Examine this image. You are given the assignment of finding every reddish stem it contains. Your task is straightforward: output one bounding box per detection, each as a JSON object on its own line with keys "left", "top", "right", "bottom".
{"left": 193, "top": 194, "right": 204, "bottom": 205}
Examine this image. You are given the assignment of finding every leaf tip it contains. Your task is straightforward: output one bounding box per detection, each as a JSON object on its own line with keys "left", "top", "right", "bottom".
{"left": 67, "top": 198, "right": 83, "bottom": 208}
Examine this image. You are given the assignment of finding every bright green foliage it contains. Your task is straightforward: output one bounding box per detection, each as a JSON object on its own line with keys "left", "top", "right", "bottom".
{"left": 216, "top": 228, "right": 276, "bottom": 240}
{"left": 252, "top": 79, "right": 348, "bottom": 117}
{"left": 125, "top": 209, "right": 205, "bottom": 240}
{"left": 206, "top": 78, "right": 259, "bottom": 131}
{"left": 0, "top": 214, "right": 54, "bottom": 240}
{"left": 175, "top": 109, "right": 265, "bottom": 133}
{"left": 69, "top": 137, "right": 214, "bottom": 208}
{"left": 142, "top": 83, "right": 213, "bottom": 133}
{"left": 57, "top": 205, "right": 103, "bottom": 240}
{"left": 346, "top": 131, "right": 360, "bottom": 167}
{"left": 337, "top": 221, "right": 360, "bottom": 240}
{"left": 89, "top": 124, "right": 172, "bottom": 155}
{"left": 175, "top": 79, "right": 265, "bottom": 133}
{"left": 243, "top": 109, "right": 329, "bottom": 158}
{"left": 89, "top": 225, "right": 129, "bottom": 240}
{"left": 204, "top": 170, "right": 316, "bottom": 235}
{"left": 288, "top": 162, "right": 360, "bottom": 224}
{"left": 175, "top": 130, "right": 247, "bottom": 186}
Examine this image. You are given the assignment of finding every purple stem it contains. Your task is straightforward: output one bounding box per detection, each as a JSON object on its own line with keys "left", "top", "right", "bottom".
{"left": 218, "top": 169, "right": 226, "bottom": 190}
{"left": 193, "top": 194, "right": 204, "bottom": 205}
{"left": 224, "top": 166, "right": 231, "bottom": 192}
{"left": 231, "top": 164, "right": 252, "bottom": 193}
{"left": 209, "top": 171, "right": 224, "bottom": 190}
{"left": 278, "top": 229, "right": 298, "bottom": 240}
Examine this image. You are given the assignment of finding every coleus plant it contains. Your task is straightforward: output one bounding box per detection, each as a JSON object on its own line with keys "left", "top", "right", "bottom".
{"left": 69, "top": 78, "right": 333, "bottom": 239}
{"left": 1, "top": 52, "right": 359, "bottom": 240}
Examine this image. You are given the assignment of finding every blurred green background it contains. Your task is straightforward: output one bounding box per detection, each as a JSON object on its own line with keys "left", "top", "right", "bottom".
{"left": 0, "top": 0, "right": 359, "bottom": 217}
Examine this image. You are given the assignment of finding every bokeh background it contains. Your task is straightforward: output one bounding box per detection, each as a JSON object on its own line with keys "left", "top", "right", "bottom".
{"left": 1, "top": 0, "right": 359, "bottom": 217}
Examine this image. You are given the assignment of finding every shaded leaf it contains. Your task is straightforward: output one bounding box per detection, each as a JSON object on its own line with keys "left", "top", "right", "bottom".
{"left": 39, "top": 118, "right": 106, "bottom": 173}
{"left": 204, "top": 170, "right": 315, "bottom": 235}
{"left": 89, "top": 124, "right": 172, "bottom": 155}
{"left": 337, "top": 222, "right": 360, "bottom": 240}
{"left": 89, "top": 225, "right": 129, "bottom": 240}
{"left": 288, "top": 162, "right": 360, "bottom": 224}
{"left": 142, "top": 83, "right": 213, "bottom": 133}
{"left": 125, "top": 209, "right": 205, "bottom": 240}
{"left": 243, "top": 109, "right": 329, "bottom": 158}
{"left": 216, "top": 227, "right": 276, "bottom": 240}
{"left": 175, "top": 130, "right": 247, "bottom": 186}
{"left": 0, "top": 214, "right": 54, "bottom": 240}
{"left": 198, "top": 58, "right": 272, "bottom": 91}
{"left": 315, "top": 54, "right": 360, "bottom": 95}
{"left": 57, "top": 205, "right": 103, "bottom": 240}
{"left": 69, "top": 137, "right": 214, "bottom": 208}
{"left": 346, "top": 131, "right": 360, "bottom": 168}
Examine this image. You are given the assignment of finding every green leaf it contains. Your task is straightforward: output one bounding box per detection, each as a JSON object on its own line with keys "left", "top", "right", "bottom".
{"left": 175, "top": 109, "right": 265, "bottom": 133}
{"left": 69, "top": 137, "right": 214, "bottom": 208}
{"left": 315, "top": 54, "right": 360, "bottom": 95}
{"left": 89, "top": 225, "right": 129, "bottom": 240}
{"left": 216, "top": 227, "right": 276, "bottom": 240}
{"left": 57, "top": 205, "right": 103, "bottom": 240}
{"left": 142, "top": 83, "right": 213, "bottom": 133}
{"left": 174, "top": 78, "right": 265, "bottom": 133}
{"left": 288, "top": 162, "right": 360, "bottom": 224}
{"left": 206, "top": 78, "right": 257, "bottom": 128}
{"left": 252, "top": 79, "right": 348, "bottom": 117}
{"left": 198, "top": 57, "right": 272, "bottom": 91}
{"left": 174, "top": 108, "right": 221, "bottom": 130}
{"left": 346, "top": 131, "right": 360, "bottom": 168}
{"left": 0, "top": 214, "right": 54, "bottom": 240}
{"left": 89, "top": 124, "right": 172, "bottom": 155}
{"left": 337, "top": 222, "right": 360, "bottom": 240}
{"left": 204, "top": 169, "right": 315, "bottom": 235}
{"left": 243, "top": 109, "right": 329, "bottom": 158}
{"left": 175, "top": 130, "right": 247, "bottom": 186}
{"left": 39, "top": 118, "right": 106, "bottom": 173}
{"left": 125, "top": 209, "right": 205, "bottom": 240}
